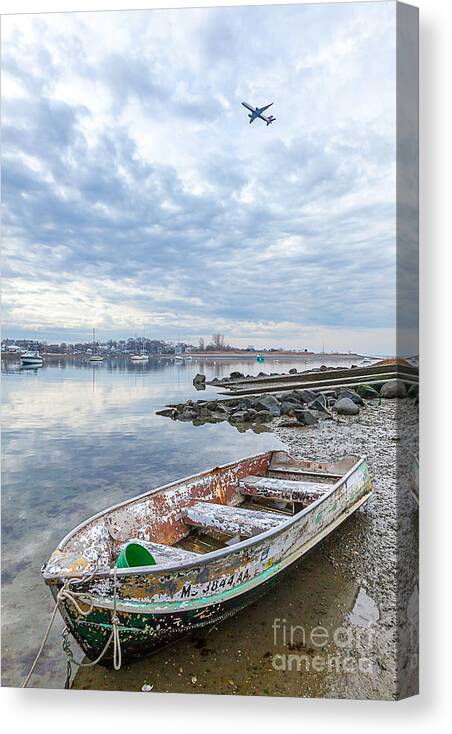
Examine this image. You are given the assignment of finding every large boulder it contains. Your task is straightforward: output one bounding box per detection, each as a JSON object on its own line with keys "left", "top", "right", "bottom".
{"left": 293, "top": 409, "right": 318, "bottom": 426}
{"left": 337, "top": 388, "right": 364, "bottom": 406}
{"left": 334, "top": 397, "right": 360, "bottom": 416}
{"left": 356, "top": 384, "right": 381, "bottom": 400}
{"left": 254, "top": 395, "right": 281, "bottom": 417}
{"left": 380, "top": 380, "right": 408, "bottom": 399}
{"left": 289, "top": 368, "right": 298, "bottom": 374}
{"left": 230, "top": 371, "right": 245, "bottom": 380}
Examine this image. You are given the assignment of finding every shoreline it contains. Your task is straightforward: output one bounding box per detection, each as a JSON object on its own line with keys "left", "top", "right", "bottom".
{"left": 1, "top": 350, "right": 364, "bottom": 361}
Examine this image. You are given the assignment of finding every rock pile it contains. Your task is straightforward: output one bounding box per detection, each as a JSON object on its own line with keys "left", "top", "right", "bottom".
{"left": 158, "top": 379, "right": 418, "bottom": 430}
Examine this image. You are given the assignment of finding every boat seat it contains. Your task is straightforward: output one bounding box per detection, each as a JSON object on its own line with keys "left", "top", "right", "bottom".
{"left": 239, "top": 475, "right": 327, "bottom": 505}
{"left": 268, "top": 464, "right": 342, "bottom": 481}
{"left": 118, "top": 539, "right": 200, "bottom": 565}
{"left": 182, "top": 501, "right": 285, "bottom": 538}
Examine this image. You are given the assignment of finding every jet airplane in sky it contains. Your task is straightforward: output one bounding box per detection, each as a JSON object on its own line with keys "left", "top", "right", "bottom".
{"left": 241, "top": 101, "right": 276, "bottom": 126}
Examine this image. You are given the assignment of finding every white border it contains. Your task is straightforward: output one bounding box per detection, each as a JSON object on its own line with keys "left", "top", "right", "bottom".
{"left": 1, "top": 0, "right": 451, "bottom": 730}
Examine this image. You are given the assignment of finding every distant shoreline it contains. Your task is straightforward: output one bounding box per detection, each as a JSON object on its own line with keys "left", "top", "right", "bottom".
{"left": 1, "top": 350, "right": 364, "bottom": 362}
{"left": 187, "top": 351, "right": 363, "bottom": 360}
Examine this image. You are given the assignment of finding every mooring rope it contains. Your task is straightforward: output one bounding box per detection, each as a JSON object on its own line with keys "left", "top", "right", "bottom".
{"left": 22, "top": 567, "right": 122, "bottom": 688}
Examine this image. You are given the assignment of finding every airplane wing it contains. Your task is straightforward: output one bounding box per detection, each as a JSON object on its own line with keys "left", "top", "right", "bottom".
{"left": 241, "top": 102, "right": 255, "bottom": 112}
{"left": 259, "top": 102, "right": 273, "bottom": 113}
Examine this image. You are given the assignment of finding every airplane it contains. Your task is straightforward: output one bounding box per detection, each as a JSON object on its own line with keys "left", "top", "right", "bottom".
{"left": 241, "top": 101, "right": 276, "bottom": 126}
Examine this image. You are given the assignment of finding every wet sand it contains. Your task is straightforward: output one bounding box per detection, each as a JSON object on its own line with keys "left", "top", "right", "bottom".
{"left": 73, "top": 399, "right": 418, "bottom": 699}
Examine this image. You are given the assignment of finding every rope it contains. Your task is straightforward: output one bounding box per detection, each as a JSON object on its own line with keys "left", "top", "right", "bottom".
{"left": 22, "top": 568, "right": 123, "bottom": 688}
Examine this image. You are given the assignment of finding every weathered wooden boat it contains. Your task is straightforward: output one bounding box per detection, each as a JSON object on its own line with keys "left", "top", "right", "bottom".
{"left": 42, "top": 451, "right": 371, "bottom": 667}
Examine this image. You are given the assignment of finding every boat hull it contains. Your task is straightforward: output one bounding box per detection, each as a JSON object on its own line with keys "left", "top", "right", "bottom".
{"left": 20, "top": 358, "right": 43, "bottom": 365}
{"left": 51, "top": 471, "right": 371, "bottom": 666}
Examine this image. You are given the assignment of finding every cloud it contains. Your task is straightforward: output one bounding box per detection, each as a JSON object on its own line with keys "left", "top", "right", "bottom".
{"left": 2, "top": 3, "right": 398, "bottom": 351}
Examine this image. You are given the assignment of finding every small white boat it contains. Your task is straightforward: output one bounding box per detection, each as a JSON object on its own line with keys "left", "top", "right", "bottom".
{"left": 20, "top": 350, "right": 43, "bottom": 366}
{"left": 130, "top": 354, "right": 149, "bottom": 362}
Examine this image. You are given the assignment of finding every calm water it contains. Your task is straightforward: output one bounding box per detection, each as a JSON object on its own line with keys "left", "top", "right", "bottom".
{"left": 1, "top": 354, "right": 359, "bottom": 688}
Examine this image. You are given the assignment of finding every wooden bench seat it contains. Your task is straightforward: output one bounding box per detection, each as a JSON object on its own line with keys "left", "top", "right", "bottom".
{"left": 239, "top": 475, "right": 327, "bottom": 505}
{"left": 182, "top": 502, "right": 285, "bottom": 538}
{"left": 268, "top": 464, "right": 341, "bottom": 481}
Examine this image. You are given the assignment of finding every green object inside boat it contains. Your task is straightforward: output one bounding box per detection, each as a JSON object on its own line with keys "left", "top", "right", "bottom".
{"left": 116, "top": 542, "right": 156, "bottom": 568}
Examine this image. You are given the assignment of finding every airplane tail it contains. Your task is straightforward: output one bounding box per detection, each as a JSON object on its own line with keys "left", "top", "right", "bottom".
{"left": 266, "top": 116, "right": 276, "bottom": 126}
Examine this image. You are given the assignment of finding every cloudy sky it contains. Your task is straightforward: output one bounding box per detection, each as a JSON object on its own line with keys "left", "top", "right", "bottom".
{"left": 2, "top": 2, "right": 398, "bottom": 352}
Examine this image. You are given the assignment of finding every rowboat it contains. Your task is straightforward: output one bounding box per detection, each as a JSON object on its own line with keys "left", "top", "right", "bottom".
{"left": 42, "top": 451, "right": 371, "bottom": 667}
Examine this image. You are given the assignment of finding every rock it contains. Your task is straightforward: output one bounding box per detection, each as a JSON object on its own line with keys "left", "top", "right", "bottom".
{"left": 308, "top": 397, "right": 329, "bottom": 413}
{"left": 337, "top": 388, "right": 364, "bottom": 406}
{"left": 355, "top": 384, "right": 381, "bottom": 400}
{"left": 230, "top": 371, "right": 245, "bottom": 379}
{"left": 229, "top": 410, "right": 250, "bottom": 424}
{"left": 215, "top": 403, "right": 229, "bottom": 414}
{"left": 298, "top": 389, "right": 321, "bottom": 404}
{"left": 334, "top": 397, "right": 359, "bottom": 416}
{"left": 320, "top": 365, "right": 328, "bottom": 371}
{"left": 282, "top": 391, "right": 303, "bottom": 403}
{"left": 210, "top": 377, "right": 219, "bottom": 384}
{"left": 254, "top": 395, "right": 281, "bottom": 417}
{"left": 380, "top": 380, "right": 408, "bottom": 399}
{"left": 280, "top": 401, "right": 298, "bottom": 416}
{"left": 289, "top": 368, "right": 298, "bottom": 374}
{"left": 407, "top": 384, "right": 419, "bottom": 399}
{"left": 293, "top": 409, "right": 318, "bottom": 426}
{"left": 255, "top": 410, "right": 273, "bottom": 423}
{"left": 236, "top": 397, "right": 254, "bottom": 409}
{"left": 193, "top": 373, "right": 206, "bottom": 386}
{"left": 247, "top": 408, "right": 258, "bottom": 421}
{"left": 180, "top": 408, "right": 199, "bottom": 420}
{"left": 156, "top": 407, "right": 178, "bottom": 419}
{"left": 257, "top": 371, "right": 268, "bottom": 377}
